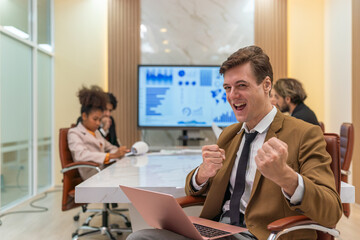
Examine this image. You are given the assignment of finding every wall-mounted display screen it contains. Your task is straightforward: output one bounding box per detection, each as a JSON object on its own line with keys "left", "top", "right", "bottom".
{"left": 138, "top": 65, "right": 237, "bottom": 128}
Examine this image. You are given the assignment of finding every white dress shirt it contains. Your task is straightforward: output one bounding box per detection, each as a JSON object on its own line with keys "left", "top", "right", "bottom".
{"left": 192, "top": 106, "right": 304, "bottom": 214}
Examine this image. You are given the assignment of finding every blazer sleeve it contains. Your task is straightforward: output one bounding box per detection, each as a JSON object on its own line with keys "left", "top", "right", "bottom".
{"left": 185, "top": 168, "right": 211, "bottom": 196}
{"left": 68, "top": 129, "right": 107, "bottom": 164}
{"left": 104, "top": 138, "right": 119, "bottom": 154}
{"left": 287, "top": 125, "right": 342, "bottom": 227}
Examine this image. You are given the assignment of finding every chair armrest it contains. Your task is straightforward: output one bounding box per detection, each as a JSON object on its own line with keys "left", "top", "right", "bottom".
{"left": 176, "top": 196, "right": 206, "bottom": 208}
{"left": 267, "top": 216, "right": 340, "bottom": 240}
{"left": 267, "top": 215, "right": 316, "bottom": 231}
{"left": 341, "top": 169, "right": 351, "bottom": 176}
{"left": 61, "top": 161, "right": 101, "bottom": 173}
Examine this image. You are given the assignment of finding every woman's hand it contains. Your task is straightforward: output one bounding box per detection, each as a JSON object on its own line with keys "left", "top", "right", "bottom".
{"left": 109, "top": 146, "right": 130, "bottom": 159}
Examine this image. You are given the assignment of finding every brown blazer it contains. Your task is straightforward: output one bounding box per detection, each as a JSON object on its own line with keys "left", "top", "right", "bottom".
{"left": 185, "top": 111, "right": 342, "bottom": 240}
{"left": 68, "top": 122, "right": 119, "bottom": 180}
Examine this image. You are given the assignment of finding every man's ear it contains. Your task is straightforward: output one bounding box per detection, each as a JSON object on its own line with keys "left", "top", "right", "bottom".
{"left": 285, "top": 96, "right": 291, "bottom": 104}
{"left": 263, "top": 77, "right": 272, "bottom": 93}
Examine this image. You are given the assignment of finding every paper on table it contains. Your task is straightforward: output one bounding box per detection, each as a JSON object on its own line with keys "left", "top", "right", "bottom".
{"left": 125, "top": 141, "right": 149, "bottom": 156}
{"left": 212, "top": 122, "right": 223, "bottom": 139}
{"left": 149, "top": 149, "right": 202, "bottom": 155}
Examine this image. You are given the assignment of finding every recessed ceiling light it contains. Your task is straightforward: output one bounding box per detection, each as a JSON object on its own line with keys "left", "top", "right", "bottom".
{"left": 162, "top": 40, "right": 169, "bottom": 45}
{"left": 160, "top": 28, "right": 167, "bottom": 33}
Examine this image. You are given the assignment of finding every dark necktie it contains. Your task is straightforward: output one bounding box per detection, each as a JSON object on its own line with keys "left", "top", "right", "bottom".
{"left": 230, "top": 131, "right": 258, "bottom": 226}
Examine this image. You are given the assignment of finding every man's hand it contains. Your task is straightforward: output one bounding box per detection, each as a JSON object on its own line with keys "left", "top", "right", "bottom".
{"left": 101, "top": 116, "right": 112, "bottom": 131}
{"left": 255, "top": 137, "right": 298, "bottom": 196}
{"left": 196, "top": 145, "right": 225, "bottom": 185}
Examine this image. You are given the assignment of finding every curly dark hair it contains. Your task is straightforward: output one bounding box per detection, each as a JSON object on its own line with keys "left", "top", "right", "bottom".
{"left": 77, "top": 85, "right": 108, "bottom": 115}
{"left": 107, "top": 92, "right": 118, "bottom": 110}
{"left": 219, "top": 45, "right": 273, "bottom": 85}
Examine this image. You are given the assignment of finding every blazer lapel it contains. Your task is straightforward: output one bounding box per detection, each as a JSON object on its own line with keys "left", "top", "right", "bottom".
{"left": 218, "top": 129, "right": 245, "bottom": 180}
{"left": 248, "top": 110, "right": 285, "bottom": 202}
{"left": 78, "top": 123, "right": 102, "bottom": 148}
{"left": 207, "top": 129, "right": 245, "bottom": 216}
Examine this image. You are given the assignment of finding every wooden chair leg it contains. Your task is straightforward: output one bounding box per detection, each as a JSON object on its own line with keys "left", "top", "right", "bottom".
{"left": 343, "top": 203, "right": 350, "bottom": 218}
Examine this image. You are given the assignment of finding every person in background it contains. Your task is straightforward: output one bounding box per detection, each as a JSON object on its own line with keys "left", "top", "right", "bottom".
{"left": 99, "top": 92, "right": 120, "bottom": 147}
{"left": 269, "top": 89, "right": 277, "bottom": 106}
{"left": 127, "top": 46, "right": 341, "bottom": 240}
{"left": 68, "top": 86, "right": 129, "bottom": 180}
{"left": 273, "top": 78, "right": 319, "bottom": 126}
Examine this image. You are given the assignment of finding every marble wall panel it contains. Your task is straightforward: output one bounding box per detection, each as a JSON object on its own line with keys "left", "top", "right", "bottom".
{"left": 141, "top": 0, "right": 254, "bottom": 64}
{"left": 140, "top": 0, "right": 254, "bottom": 147}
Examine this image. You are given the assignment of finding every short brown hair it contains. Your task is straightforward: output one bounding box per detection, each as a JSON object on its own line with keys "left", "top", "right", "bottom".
{"left": 219, "top": 45, "right": 273, "bottom": 85}
{"left": 273, "top": 78, "right": 307, "bottom": 104}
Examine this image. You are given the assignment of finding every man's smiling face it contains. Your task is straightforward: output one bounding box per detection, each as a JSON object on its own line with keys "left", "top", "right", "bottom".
{"left": 223, "top": 62, "right": 272, "bottom": 130}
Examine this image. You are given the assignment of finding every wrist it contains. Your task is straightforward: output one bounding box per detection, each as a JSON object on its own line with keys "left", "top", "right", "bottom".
{"left": 104, "top": 153, "right": 110, "bottom": 164}
{"left": 278, "top": 166, "right": 298, "bottom": 196}
{"left": 196, "top": 167, "right": 209, "bottom": 185}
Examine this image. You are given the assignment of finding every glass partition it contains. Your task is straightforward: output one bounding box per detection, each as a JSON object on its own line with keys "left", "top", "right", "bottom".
{"left": 0, "top": 0, "right": 31, "bottom": 40}
{"left": 37, "top": 0, "right": 52, "bottom": 50}
{"left": 0, "top": 33, "right": 32, "bottom": 207}
{"left": 0, "top": 0, "right": 53, "bottom": 211}
{"left": 37, "top": 51, "right": 52, "bottom": 191}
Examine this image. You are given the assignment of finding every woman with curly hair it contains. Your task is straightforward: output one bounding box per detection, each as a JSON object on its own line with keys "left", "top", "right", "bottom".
{"left": 68, "top": 85, "right": 129, "bottom": 180}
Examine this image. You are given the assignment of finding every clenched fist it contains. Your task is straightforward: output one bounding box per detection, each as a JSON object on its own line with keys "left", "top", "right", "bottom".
{"left": 255, "top": 137, "right": 298, "bottom": 196}
{"left": 196, "top": 144, "right": 225, "bottom": 185}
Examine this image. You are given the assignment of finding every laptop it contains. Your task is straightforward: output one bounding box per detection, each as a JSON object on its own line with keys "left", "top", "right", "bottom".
{"left": 120, "top": 185, "right": 247, "bottom": 240}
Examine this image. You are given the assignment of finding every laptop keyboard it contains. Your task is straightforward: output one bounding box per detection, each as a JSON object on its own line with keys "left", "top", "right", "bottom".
{"left": 193, "top": 223, "right": 231, "bottom": 238}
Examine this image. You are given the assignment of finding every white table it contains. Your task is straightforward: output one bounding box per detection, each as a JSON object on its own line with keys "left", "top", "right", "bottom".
{"left": 75, "top": 152, "right": 355, "bottom": 204}
{"left": 75, "top": 153, "right": 203, "bottom": 204}
{"left": 341, "top": 181, "right": 355, "bottom": 203}
{"left": 75, "top": 152, "right": 355, "bottom": 231}
{"left": 75, "top": 153, "right": 204, "bottom": 231}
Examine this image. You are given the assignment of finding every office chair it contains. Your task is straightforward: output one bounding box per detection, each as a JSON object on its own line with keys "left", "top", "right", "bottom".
{"left": 319, "top": 121, "right": 325, "bottom": 133}
{"left": 177, "top": 133, "right": 342, "bottom": 240}
{"left": 339, "top": 122, "right": 354, "bottom": 218}
{"left": 59, "top": 127, "right": 131, "bottom": 240}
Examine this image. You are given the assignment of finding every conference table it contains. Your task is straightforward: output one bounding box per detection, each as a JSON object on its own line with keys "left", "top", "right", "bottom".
{"left": 75, "top": 151, "right": 204, "bottom": 204}
{"left": 75, "top": 150, "right": 355, "bottom": 231}
{"left": 75, "top": 151, "right": 205, "bottom": 231}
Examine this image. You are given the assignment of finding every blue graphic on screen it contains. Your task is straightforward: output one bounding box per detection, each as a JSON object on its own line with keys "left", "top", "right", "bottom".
{"left": 200, "top": 70, "right": 212, "bottom": 86}
{"left": 182, "top": 107, "right": 191, "bottom": 116}
{"left": 146, "top": 87, "right": 170, "bottom": 115}
{"left": 138, "top": 65, "right": 238, "bottom": 127}
{"left": 178, "top": 70, "right": 185, "bottom": 77}
{"left": 222, "top": 92, "right": 227, "bottom": 103}
{"left": 146, "top": 69, "right": 173, "bottom": 85}
{"left": 213, "top": 111, "right": 237, "bottom": 123}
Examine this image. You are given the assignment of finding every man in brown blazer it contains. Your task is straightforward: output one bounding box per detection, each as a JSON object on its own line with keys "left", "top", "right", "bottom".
{"left": 127, "top": 46, "right": 342, "bottom": 240}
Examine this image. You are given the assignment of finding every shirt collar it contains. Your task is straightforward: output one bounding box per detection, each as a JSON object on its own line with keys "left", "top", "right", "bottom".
{"left": 239, "top": 106, "right": 277, "bottom": 134}
{"left": 78, "top": 122, "right": 97, "bottom": 136}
